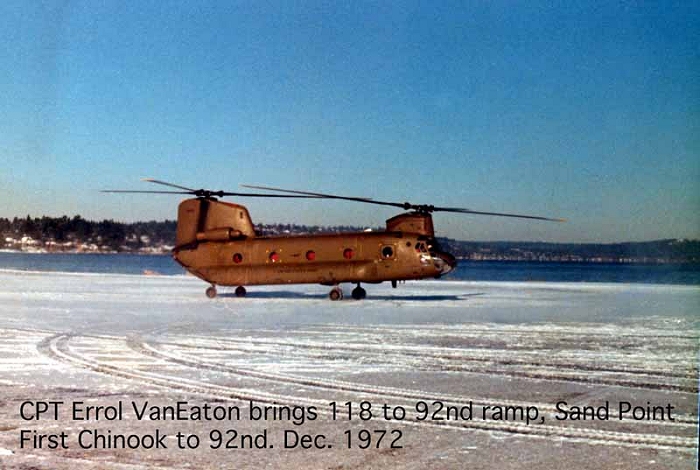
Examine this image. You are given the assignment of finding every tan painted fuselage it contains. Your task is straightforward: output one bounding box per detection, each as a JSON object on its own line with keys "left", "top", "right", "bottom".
{"left": 171, "top": 198, "right": 455, "bottom": 289}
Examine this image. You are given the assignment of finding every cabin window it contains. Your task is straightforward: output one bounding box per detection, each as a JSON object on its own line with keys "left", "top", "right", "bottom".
{"left": 269, "top": 252, "right": 280, "bottom": 262}
{"left": 343, "top": 248, "right": 354, "bottom": 259}
{"left": 306, "top": 250, "right": 316, "bottom": 261}
{"left": 233, "top": 253, "right": 243, "bottom": 263}
{"left": 381, "top": 245, "right": 394, "bottom": 258}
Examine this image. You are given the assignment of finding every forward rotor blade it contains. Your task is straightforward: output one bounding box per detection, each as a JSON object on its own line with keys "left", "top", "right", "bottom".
{"left": 110, "top": 180, "right": 565, "bottom": 221}
{"left": 241, "top": 184, "right": 375, "bottom": 202}
{"left": 242, "top": 184, "right": 564, "bottom": 221}
{"left": 435, "top": 207, "right": 566, "bottom": 222}
{"left": 243, "top": 185, "right": 443, "bottom": 212}
{"left": 239, "top": 185, "right": 411, "bottom": 210}
{"left": 142, "top": 178, "right": 196, "bottom": 192}
{"left": 217, "top": 192, "right": 323, "bottom": 199}
{"left": 241, "top": 186, "right": 395, "bottom": 205}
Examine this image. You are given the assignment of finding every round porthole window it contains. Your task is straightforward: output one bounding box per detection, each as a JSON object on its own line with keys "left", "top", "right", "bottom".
{"left": 381, "top": 246, "right": 394, "bottom": 258}
{"left": 343, "top": 248, "right": 354, "bottom": 259}
{"left": 233, "top": 253, "right": 243, "bottom": 263}
{"left": 306, "top": 250, "right": 316, "bottom": 261}
{"left": 269, "top": 252, "right": 280, "bottom": 262}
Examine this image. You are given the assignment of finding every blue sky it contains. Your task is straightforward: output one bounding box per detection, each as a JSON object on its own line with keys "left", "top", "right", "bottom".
{"left": 1, "top": 1, "right": 698, "bottom": 242}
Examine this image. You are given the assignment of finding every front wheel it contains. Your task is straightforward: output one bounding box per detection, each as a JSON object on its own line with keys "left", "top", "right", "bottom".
{"left": 351, "top": 286, "right": 366, "bottom": 300}
{"left": 205, "top": 286, "right": 217, "bottom": 298}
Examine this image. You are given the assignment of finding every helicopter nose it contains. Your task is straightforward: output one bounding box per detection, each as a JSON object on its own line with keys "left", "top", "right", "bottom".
{"left": 432, "top": 251, "right": 457, "bottom": 276}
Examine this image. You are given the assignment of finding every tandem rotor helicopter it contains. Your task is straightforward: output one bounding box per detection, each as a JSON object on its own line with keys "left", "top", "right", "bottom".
{"left": 105, "top": 179, "right": 564, "bottom": 300}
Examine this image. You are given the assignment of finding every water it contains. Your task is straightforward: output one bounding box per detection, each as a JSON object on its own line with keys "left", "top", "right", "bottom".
{"left": 0, "top": 252, "right": 186, "bottom": 276}
{"left": 1, "top": 252, "right": 698, "bottom": 285}
{"left": 453, "top": 260, "right": 700, "bottom": 285}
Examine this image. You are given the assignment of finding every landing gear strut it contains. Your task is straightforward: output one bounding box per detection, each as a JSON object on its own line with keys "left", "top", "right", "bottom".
{"left": 351, "top": 284, "right": 367, "bottom": 300}
{"left": 235, "top": 286, "right": 247, "bottom": 297}
{"left": 205, "top": 286, "right": 217, "bottom": 298}
{"left": 329, "top": 286, "right": 344, "bottom": 301}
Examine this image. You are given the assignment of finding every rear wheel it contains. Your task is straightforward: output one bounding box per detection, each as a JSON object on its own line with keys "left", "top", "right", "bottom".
{"left": 205, "top": 286, "right": 217, "bottom": 298}
{"left": 235, "top": 286, "right": 247, "bottom": 297}
{"left": 329, "top": 287, "right": 343, "bottom": 301}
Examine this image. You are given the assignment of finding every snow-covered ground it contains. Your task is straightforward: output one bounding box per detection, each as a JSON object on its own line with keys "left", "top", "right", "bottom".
{"left": 0, "top": 270, "right": 697, "bottom": 469}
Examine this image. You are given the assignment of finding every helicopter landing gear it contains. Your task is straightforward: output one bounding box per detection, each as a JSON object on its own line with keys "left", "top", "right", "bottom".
{"left": 329, "top": 286, "right": 344, "bottom": 301}
{"left": 235, "top": 286, "right": 247, "bottom": 297}
{"left": 351, "top": 284, "right": 367, "bottom": 300}
{"left": 205, "top": 286, "right": 217, "bottom": 298}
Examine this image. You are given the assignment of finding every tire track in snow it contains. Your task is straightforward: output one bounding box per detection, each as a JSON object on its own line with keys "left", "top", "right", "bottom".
{"left": 35, "top": 333, "right": 698, "bottom": 453}
{"left": 152, "top": 334, "right": 696, "bottom": 393}
{"left": 131, "top": 336, "right": 698, "bottom": 427}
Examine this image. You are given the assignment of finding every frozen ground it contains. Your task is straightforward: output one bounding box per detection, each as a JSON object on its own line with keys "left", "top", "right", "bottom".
{"left": 0, "top": 270, "right": 697, "bottom": 469}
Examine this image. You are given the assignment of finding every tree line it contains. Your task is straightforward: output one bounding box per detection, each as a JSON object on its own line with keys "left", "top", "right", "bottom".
{"left": 1, "top": 215, "right": 698, "bottom": 262}
{"left": 0, "top": 215, "right": 176, "bottom": 250}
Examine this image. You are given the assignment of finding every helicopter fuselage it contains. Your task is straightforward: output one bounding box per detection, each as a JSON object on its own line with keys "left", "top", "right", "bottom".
{"left": 171, "top": 198, "right": 456, "bottom": 294}
{"left": 174, "top": 230, "right": 455, "bottom": 287}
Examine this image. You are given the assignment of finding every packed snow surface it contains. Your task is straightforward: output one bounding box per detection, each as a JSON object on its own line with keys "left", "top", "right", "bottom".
{"left": 0, "top": 270, "right": 697, "bottom": 469}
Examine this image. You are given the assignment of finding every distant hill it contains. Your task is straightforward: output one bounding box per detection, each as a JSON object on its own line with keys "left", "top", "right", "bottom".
{"left": 1, "top": 215, "right": 698, "bottom": 263}
{"left": 438, "top": 238, "right": 700, "bottom": 263}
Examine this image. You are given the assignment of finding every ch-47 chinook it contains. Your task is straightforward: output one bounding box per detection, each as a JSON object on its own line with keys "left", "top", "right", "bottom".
{"left": 104, "top": 179, "right": 564, "bottom": 300}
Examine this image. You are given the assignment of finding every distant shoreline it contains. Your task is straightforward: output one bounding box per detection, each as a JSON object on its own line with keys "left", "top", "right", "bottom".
{"left": 0, "top": 249, "right": 170, "bottom": 256}
{"left": 3, "top": 215, "right": 699, "bottom": 264}
{"left": 1, "top": 249, "right": 698, "bottom": 265}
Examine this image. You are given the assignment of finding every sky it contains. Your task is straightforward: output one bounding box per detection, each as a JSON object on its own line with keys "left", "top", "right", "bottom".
{"left": 1, "top": 1, "right": 698, "bottom": 243}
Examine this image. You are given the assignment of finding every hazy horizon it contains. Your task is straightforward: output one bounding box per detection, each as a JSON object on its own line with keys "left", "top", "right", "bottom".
{"left": 2, "top": 211, "right": 697, "bottom": 245}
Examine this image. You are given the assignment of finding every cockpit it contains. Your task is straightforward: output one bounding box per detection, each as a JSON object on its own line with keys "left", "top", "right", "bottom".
{"left": 416, "top": 237, "right": 456, "bottom": 276}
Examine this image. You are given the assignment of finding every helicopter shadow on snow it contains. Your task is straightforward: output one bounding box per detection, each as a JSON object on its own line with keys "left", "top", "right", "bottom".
{"left": 216, "top": 291, "right": 485, "bottom": 302}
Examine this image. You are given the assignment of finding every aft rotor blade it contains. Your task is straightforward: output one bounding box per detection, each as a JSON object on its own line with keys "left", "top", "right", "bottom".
{"left": 142, "top": 178, "right": 196, "bottom": 192}
{"left": 101, "top": 190, "right": 192, "bottom": 194}
{"left": 115, "top": 180, "right": 565, "bottom": 221}
{"left": 139, "top": 180, "right": 323, "bottom": 199}
{"left": 106, "top": 182, "right": 324, "bottom": 199}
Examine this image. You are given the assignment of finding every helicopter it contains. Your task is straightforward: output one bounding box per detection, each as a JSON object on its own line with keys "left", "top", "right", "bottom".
{"left": 104, "top": 179, "right": 564, "bottom": 300}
